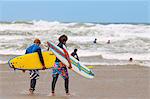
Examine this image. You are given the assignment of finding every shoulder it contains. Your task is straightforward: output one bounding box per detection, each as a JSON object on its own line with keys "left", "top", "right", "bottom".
{"left": 34, "top": 44, "right": 41, "bottom": 48}
{"left": 32, "top": 44, "right": 41, "bottom": 51}
{"left": 27, "top": 44, "right": 34, "bottom": 48}
{"left": 26, "top": 44, "right": 34, "bottom": 50}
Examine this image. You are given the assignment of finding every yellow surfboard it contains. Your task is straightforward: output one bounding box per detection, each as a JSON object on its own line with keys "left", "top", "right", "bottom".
{"left": 8, "top": 51, "right": 56, "bottom": 70}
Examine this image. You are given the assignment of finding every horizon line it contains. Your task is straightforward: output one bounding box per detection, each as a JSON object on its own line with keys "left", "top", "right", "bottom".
{"left": 0, "top": 20, "right": 150, "bottom": 25}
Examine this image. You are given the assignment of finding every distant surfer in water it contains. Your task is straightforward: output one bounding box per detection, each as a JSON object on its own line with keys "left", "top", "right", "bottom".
{"left": 71, "top": 49, "right": 80, "bottom": 61}
{"left": 93, "top": 38, "right": 97, "bottom": 43}
{"left": 107, "top": 40, "right": 110, "bottom": 44}
{"left": 129, "top": 58, "right": 133, "bottom": 62}
{"left": 25, "top": 38, "right": 46, "bottom": 94}
{"left": 50, "top": 35, "right": 72, "bottom": 96}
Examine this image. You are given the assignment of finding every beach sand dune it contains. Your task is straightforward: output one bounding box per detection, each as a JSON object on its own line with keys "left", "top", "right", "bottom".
{"left": 0, "top": 64, "right": 150, "bottom": 99}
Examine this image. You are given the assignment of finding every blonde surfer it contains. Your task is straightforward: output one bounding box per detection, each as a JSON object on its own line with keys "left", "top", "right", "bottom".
{"left": 25, "top": 39, "right": 46, "bottom": 94}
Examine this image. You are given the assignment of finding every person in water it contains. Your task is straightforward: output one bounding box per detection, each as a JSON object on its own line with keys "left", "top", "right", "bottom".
{"left": 107, "top": 40, "right": 110, "bottom": 44}
{"left": 25, "top": 38, "right": 46, "bottom": 94}
{"left": 129, "top": 58, "right": 133, "bottom": 62}
{"left": 93, "top": 38, "right": 97, "bottom": 43}
{"left": 71, "top": 49, "right": 79, "bottom": 61}
{"left": 50, "top": 35, "right": 72, "bottom": 96}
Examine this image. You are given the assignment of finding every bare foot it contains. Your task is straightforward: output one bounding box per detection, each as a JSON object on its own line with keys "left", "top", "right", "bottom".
{"left": 29, "top": 89, "right": 34, "bottom": 94}
{"left": 66, "top": 93, "right": 71, "bottom": 96}
{"left": 51, "top": 92, "right": 55, "bottom": 96}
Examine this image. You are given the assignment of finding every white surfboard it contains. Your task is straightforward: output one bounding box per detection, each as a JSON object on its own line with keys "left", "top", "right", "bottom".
{"left": 47, "top": 41, "right": 94, "bottom": 79}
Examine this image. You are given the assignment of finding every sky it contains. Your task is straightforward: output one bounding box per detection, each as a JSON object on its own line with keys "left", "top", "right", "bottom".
{"left": 0, "top": 0, "right": 149, "bottom": 23}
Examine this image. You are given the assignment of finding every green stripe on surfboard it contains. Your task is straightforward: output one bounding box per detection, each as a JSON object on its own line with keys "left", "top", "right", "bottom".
{"left": 71, "top": 59, "right": 93, "bottom": 76}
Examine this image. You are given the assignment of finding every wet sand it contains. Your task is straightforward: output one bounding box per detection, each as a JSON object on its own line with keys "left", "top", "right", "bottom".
{"left": 0, "top": 64, "right": 150, "bottom": 99}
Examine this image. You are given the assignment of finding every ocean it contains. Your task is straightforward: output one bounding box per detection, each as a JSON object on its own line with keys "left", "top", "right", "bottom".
{"left": 0, "top": 20, "right": 150, "bottom": 67}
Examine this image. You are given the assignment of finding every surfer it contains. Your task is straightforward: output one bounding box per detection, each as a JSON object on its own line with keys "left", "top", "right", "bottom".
{"left": 129, "top": 58, "right": 133, "bottom": 62}
{"left": 107, "top": 40, "right": 110, "bottom": 44}
{"left": 93, "top": 38, "right": 97, "bottom": 43}
{"left": 25, "top": 38, "right": 46, "bottom": 94}
{"left": 71, "top": 49, "right": 80, "bottom": 61}
{"left": 50, "top": 35, "right": 72, "bottom": 96}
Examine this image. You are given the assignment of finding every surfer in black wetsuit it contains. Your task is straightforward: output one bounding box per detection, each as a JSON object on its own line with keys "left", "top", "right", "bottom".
{"left": 93, "top": 38, "right": 97, "bottom": 43}
{"left": 25, "top": 38, "right": 46, "bottom": 94}
{"left": 71, "top": 49, "right": 79, "bottom": 61}
{"left": 50, "top": 35, "right": 72, "bottom": 96}
{"left": 107, "top": 40, "right": 110, "bottom": 44}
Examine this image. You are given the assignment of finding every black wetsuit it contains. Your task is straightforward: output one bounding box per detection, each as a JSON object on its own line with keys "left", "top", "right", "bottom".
{"left": 71, "top": 51, "right": 79, "bottom": 61}
{"left": 55, "top": 43, "right": 63, "bottom": 62}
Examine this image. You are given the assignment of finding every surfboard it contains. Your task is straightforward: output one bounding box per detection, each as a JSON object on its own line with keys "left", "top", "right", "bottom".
{"left": 8, "top": 51, "right": 56, "bottom": 70}
{"left": 47, "top": 41, "right": 95, "bottom": 79}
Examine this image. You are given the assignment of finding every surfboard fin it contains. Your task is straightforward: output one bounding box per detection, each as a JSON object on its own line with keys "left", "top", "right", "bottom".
{"left": 89, "top": 71, "right": 95, "bottom": 76}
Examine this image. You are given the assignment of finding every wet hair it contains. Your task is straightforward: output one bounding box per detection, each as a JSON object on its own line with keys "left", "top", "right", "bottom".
{"left": 58, "top": 35, "right": 68, "bottom": 43}
{"left": 34, "top": 38, "right": 41, "bottom": 44}
{"left": 74, "top": 49, "right": 77, "bottom": 52}
{"left": 107, "top": 40, "right": 110, "bottom": 44}
{"left": 129, "top": 58, "right": 133, "bottom": 62}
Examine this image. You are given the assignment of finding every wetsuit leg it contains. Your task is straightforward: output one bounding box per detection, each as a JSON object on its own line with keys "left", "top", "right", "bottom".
{"left": 51, "top": 74, "right": 59, "bottom": 93}
{"left": 65, "top": 78, "right": 69, "bottom": 93}
{"left": 30, "top": 78, "right": 36, "bottom": 91}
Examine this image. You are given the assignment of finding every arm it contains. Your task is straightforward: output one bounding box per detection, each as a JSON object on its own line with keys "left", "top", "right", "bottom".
{"left": 76, "top": 54, "right": 80, "bottom": 61}
{"left": 47, "top": 47, "right": 49, "bottom": 51}
{"left": 25, "top": 50, "right": 28, "bottom": 54}
{"left": 37, "top": 49, "right": 46, "bottom": 69}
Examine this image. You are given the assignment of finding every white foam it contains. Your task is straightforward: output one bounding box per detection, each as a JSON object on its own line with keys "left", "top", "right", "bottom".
{"left": 82, "top": 60, "right": 150, "bottom": 67}
{"left": 100, "top": 52, "right": 150, "bottom": 60}
{"left": 0, "top": 21, "right": 150, "bottom": 65}
{"left": 0, "top": 49, "right": 25, "bottom": 55}
{"left": 0, "top": 60, "right": 8, "bottom": 64}
{"left": 73, "top": 50, "right": 102, "bottom": 57}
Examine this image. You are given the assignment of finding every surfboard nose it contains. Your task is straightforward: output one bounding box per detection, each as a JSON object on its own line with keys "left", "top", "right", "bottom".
{"left": 9, "top": 62, "right": 12, "bottom": 68}
{"left": 8, "top": 60, "right": 13, "bottom": 68}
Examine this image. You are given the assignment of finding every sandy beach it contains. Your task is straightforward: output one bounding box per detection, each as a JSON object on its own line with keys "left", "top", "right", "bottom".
{"left": 0, "top": 63, "right": 150, "bottom": 99}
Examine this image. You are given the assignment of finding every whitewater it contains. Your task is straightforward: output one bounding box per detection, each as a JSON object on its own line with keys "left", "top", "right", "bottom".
{"left": 0, "top": 20, "right": 150, "bottom": 66}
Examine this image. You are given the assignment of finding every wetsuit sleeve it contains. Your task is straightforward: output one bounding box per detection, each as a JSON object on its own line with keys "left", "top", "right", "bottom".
{"left": 71, "top": 52, "right": 74, "bottom": 57}
{"left": 76, "top": 54, "right": 80, "bottom": 61}
{"left": 47, "top": 47, "right": 50, "bottom": 51}
{"left": 25, "top": 50, "right": 27, "bottom": 54}
{"left": 37, "top": 49, "right": 45, "bottom": 66}
{"left": 71, "top": 52, "right": 79, "bottom": 61}
{"left": 74, "top": 53, "right": 79, "bottom": 61}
